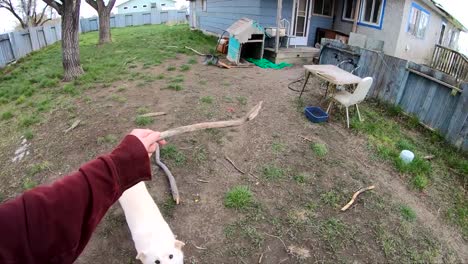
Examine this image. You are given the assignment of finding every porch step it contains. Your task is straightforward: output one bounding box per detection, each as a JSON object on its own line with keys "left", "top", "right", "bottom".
{"left": 264, "top": 47, "right": 320, "bottom": 64}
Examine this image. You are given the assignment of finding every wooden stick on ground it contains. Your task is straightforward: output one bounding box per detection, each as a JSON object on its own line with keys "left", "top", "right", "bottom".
{"left": 139, "top": 112, "right": 166, "bottom": 117}
{"left": 184, "top": 46, "right": 207, "bottom": 56}
{"left": 154, "top": 102, "right": 263, "bottom": 204}
{"left": 159, "top": 101, "right": 263, "bottom": 140}
{"left": 225, "top": 156, "right": 246, "bottom": 174}
{"left": 154, "top": 144, "right": 180, "bottom": 204}
{"left": 341, "top": 185, "right": 375, "bottom": 211}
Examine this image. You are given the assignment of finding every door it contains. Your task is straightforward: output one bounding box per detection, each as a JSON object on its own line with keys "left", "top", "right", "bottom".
{"left": 143, "top": 13, "right": 151, "bottom": 25}
{"left": 125, "top": 15, "right": 133, "bottom": 26}
{"left": 290, "top": 0, "right": 312, "bottom": 46}
{"left": 189, "top": 1, "right": 197, "bottom": 28}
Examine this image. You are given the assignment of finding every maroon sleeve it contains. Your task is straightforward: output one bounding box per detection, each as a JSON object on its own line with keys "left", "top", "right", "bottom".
{"left": 0, "top": 135, "right": 152, "bottom": 264}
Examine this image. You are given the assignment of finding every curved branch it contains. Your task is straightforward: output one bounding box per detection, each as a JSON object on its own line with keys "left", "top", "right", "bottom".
{"left": 159, "top": 101, "right": 263, "bottom": 140}
{"left": 42, "top": 0, "right": 62, "bottom": 15}
{"left": 154, "top": 144, "right": 180, "bottom": 204}
{"left": 84, "top": 0, "right": 97, "bottom": 10}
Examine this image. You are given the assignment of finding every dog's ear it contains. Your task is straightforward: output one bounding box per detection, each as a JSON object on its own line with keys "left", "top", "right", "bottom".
{"left": 175, "top": 240, "right": 185, "bottom": 250}
{"left": 136, "top": 251, "right": 146, "bottom": 260}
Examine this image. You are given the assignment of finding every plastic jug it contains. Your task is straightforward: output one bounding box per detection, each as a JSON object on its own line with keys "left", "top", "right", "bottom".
{"left": 400, "top": 150, "right": 415, "bottom": 164}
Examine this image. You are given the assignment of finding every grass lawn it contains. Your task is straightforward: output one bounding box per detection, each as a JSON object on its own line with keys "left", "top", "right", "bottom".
{"left": 0, "top": 24, "right": 467, "bottom": 263}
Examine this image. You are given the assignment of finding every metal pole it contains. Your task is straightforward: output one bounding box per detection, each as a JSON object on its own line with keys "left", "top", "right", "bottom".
{"left": 352, "top": 0, "right": 361, "bottom": 33}
{"left": 275, "top": 0, "right": 283, "bottom": 54}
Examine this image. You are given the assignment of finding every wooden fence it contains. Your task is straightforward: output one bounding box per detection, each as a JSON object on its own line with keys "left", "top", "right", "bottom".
{"left": 0, "top": 10, "right": 187, "bottom": 68}
{"left": 430, "top": 44, "right": 468, "bottom": 82}
{"left": 321, "top": 39, "right": 468, "bottom": 151}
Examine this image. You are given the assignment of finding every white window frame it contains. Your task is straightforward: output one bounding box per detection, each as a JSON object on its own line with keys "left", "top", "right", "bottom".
{"left": 342, "top": 0, "right": 357, "bottom": 21}
{"left": 359, "top": 0, "right": 385, "bottom": 28}
{"left": 312, "top": 0, "right": 334, "bottom": 18}
{"left": 406, "top": 2, "right": 430, "bottom": 39}
{"left": 202, "top": 0, "right": 207, "bottom": 12}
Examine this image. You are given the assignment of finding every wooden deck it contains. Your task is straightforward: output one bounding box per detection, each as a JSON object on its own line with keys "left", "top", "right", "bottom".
{"left": 264, "top": 47, "right": 320, "bottom": 64}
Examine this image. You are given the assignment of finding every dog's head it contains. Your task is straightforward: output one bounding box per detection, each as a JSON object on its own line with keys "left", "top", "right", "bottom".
{"left": 136, "top": 240, "right": 185, "bottom": 264}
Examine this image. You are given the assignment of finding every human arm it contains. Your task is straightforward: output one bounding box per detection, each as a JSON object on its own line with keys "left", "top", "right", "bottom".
{"left": 0, "top": 130, "right": 164, "bottom": 264}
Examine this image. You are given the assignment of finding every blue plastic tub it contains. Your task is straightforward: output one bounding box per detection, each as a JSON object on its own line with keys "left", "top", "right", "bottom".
{"left": 304, "top": 106, "right": 329, "bottom": 123}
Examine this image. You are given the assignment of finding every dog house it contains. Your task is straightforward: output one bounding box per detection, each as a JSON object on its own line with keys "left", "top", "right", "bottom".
{"left": 226, "top": 18, "right": 265, "bottom": 64}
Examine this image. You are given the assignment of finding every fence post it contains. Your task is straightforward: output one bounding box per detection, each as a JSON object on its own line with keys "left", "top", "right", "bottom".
{"left": 446, "top": 82, "right": 468, "bottom": 150}
{"left": 395, "top": 61, "right": 410, "bottom": 105}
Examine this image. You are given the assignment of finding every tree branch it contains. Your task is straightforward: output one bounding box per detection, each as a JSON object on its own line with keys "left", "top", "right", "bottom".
{"left": 84, "top": 0, "right": 97, "bottom": 10}
{"left": 0, "top": 0, "right": 27, "bottom": 28}
{"left": 36, "top": 3, "right": 49, "bottom": 25}
{"left": 42, "top": 0, "right": 62, "bottom": 15}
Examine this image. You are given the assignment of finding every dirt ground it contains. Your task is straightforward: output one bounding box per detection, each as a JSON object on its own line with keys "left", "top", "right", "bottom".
{"left": 1, "top": 54, "right": 466, "bottom": 263}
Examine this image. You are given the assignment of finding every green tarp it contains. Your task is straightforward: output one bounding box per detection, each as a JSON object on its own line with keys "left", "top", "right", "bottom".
{"left": 246, "top": 58, "right": 292, "bottom": 69}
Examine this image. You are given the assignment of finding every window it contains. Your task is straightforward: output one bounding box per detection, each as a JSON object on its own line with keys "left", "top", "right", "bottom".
{"left": 123, "top": 6, "right": 128, "bottom": 9}
{"left": 407, "top": 2, "right": 430, "bottom": 39}
{"left": 313, "top": 0, "right": 333, "bottom": 17}
{"left": 143, "top": 5, "right": 147, "bottom": 7}
{"left": 202, "top": 0, "right": 207, "bottom": 12}
{"left": 449, "top": 30, "right": 459, "bottom": 48}
{"left": 161, "top": 3, "right": 166, "bottom": 6}
{"left": 342, "top": 0, "right": 357, "bottom": 21}
{"left": 133, "top": 5, "right": 137, "bottom": 8}
{"left": 151, "top": 3, "right": 157, "bottom": 8}
{"left": 360, "top": 0, "right": 384, "bottom": 26}
{"left": 438, "top": 23, "right": 446, "bottom": 45}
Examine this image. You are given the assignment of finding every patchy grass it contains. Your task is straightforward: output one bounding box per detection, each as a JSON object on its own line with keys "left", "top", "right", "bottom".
{"left": 166, "top": 65, "right": 176, "bottom": 71}
{"left": 311, "top": 143, "right": 328, "bottom": 157}
{"left": 1, "top": 111, "right": 14, "bottom": 120}
{"left": 109, "top": 94, "right": 127, "bottom": 103}
{"left": 165, "top": 83, "right": 183, "bottom": 91}
{"left": 28, "top": 161, "right": 50, "bottom": 176}
{"left": 97, "top": 134, "right": 118, "bottom": 145}
{"left": 200, "top": 96, "right": 214, "bottom": 104}
{"left": 134, "top": 116, "right": 154, "bottom": 126}
{"left": 23, "top": 129, "right": 34, "bottom": 140}
{"left": 225, "top": 186, "right": 254, "bottom": 209}
{"left": 320, "top": 190, "right": 342, "bottom": 208}
{"left": 188, "top": 57, "right": 197, "bottom": 64}
{"left": 262, "top": 165, "right": 284, "bottom": 180}
{"left": 160, "top": 144, "right": 186, "bottom": 166}
{"left": 0, "top": 24, "right": 216, "bottom": 144}
{"left": 236, "top": 96, "right": 247, "bottom": 106}
{"left": 400, "top": 205, "right": 417, "bottom": 222}
{"left": 136, "top": 106, "right": 150, "bottom": 115}
{"left": 271, "top": 141, "right": 285, "bottom": 153}
{"left": 293, "top": 173, "right": 307, "bottom": 184}
{"left": 180, "top": 64, "right": 191, "bottom": 71}
{"left": 352, "top": 101, "right": 468, "bottom": 237}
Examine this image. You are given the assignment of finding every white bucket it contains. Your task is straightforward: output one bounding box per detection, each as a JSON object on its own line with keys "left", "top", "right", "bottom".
{"left": 400, "top": 150, "right": 415, "bottom": 164}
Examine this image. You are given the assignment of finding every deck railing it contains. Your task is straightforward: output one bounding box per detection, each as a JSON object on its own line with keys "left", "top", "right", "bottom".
{"left": 430, "top": 44, "right": 468, "bottom": 82}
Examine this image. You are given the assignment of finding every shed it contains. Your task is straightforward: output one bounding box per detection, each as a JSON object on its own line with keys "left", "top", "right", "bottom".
{"left": 226, "top": 18, "right": 265, "bottom": 64}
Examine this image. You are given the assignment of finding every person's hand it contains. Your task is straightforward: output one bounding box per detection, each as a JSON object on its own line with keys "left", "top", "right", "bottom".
{"left": 130, "top": 129, "right": 166, "bottom": 157}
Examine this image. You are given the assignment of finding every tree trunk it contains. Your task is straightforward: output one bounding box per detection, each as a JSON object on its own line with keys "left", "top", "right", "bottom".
{"left": 98, "top": 9, "right": 111, "bottom": 45}
{"left": 61, "top": 0, "right": 84, "bottom": 81}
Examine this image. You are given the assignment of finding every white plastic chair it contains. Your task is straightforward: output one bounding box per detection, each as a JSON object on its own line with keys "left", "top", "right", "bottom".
{"left": 326, "top": 77, "right": 373, "bottom": 128}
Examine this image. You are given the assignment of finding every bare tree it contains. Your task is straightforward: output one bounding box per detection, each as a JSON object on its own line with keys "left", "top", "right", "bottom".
{"left": 43, "top": 0, "right": 84, "bottom": 81}
{"left": 0, "top": 0, "right": 52, "bottom": 29}
{"left": 85, "top": 0, "right": 116, "bottom": 44}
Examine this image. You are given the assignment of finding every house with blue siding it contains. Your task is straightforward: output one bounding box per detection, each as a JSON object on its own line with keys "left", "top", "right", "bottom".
{"left": 187, "top": 0, "right": 465, "bottom": 65}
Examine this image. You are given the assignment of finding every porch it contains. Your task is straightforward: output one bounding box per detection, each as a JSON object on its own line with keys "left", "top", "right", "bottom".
{"left": 264, "top": 46, "right": 320, "bottom": 64}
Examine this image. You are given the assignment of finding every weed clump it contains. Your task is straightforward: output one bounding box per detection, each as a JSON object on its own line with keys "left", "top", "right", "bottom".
{"left": 225, "top": 186, "right": 253, "bottom": 209}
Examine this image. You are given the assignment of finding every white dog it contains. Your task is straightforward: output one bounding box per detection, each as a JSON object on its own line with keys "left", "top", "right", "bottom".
{"left": 119, "top": 181, "right": 184, "bottom": 264}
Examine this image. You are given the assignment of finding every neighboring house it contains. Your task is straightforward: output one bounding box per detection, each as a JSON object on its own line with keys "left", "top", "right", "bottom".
{"left": 187, "top": 0, "right": 466, "bottom": 65}
{"left": 117, "top": 0, "right": 176, "bottom": 14}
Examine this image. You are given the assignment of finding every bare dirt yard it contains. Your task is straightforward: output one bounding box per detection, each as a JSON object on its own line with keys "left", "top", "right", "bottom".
{"left": 0, "top": 25, "right": 466, "bottom": 264}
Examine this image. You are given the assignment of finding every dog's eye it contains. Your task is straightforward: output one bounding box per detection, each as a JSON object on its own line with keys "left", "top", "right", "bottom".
{"left": 155, "top": 260, "right": 160, "bottom": 264}
{"left": 169, "top": 254, "right": 173, "bottom": 259}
